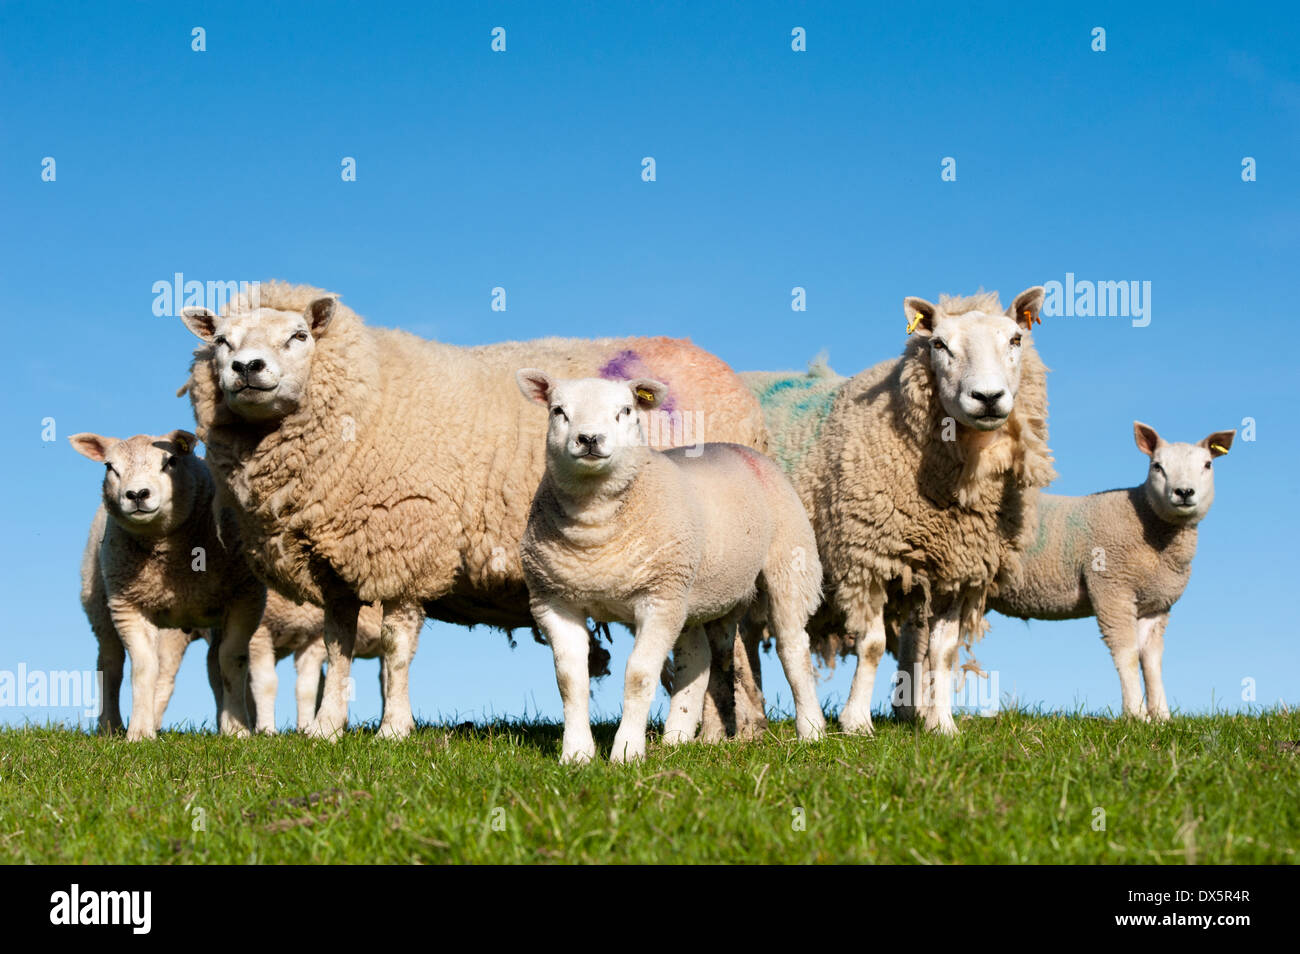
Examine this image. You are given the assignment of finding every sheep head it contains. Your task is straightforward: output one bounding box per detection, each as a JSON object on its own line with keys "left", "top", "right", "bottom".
{"left": 181, "top": 293, "right": 338, "bottom": 422}
{"left": 517, "top": 370, "right": 665, "bottom": 487}
{"left": 69, "top": 430, "right": 202, "bottom": 536}
{"left": 904, "top": 287, "right": 1044, "bottom": 433}
{"left": 1134, "top": 421, "right": 1234, "bottom": 525}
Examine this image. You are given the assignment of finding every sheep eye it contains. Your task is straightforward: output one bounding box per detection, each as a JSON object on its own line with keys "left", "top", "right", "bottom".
{"left": 1152, "top": 463, "right": 1164, "bottom": 474}
{"left": 551, "top": 406, "right": 566, "bottom": 419}
{"left": 289, "top": 330, "right": 309, "bottom": 344}
{"left": 618, "top": 406, "right": 632, "bottom": 419}
{"left": 931, "top": 339, "right": 949, "bottom": 353}
{"left": 1204, "top": 461, "right": 1212, "bottom": 470}
{"left": 214, "top": 335, "right": 230, "bottom": 349}
{"left": 161, "top": 456, "right": 173, "bottom": 470}
{"left": 1010, "top": 334, "right": 1022, "bottom": 347}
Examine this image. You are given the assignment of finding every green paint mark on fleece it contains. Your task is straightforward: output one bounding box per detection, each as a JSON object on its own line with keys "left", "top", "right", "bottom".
{"left": 746, "top": 370, "right": 845, "bottom": 473}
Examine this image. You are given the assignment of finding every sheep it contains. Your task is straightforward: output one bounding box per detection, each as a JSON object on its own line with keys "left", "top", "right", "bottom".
{"left": 180, "top": 280, "right": 768, "bottom": 740}
{"left": 516, "top": 371, "right": 826, "bottom": 763}
{"left": 988, "top": 422, "right": 1234, "bottom": 721}
{"left": 72, "top": 430, "right": 267, "bottom": 739}
{"left": 740, "top": 288, "right": 1056, "bottom": 735}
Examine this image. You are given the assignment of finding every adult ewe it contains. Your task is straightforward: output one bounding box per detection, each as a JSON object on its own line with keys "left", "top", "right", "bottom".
{"left": 74, "top": 430, "right": 266, "bottom": 739}
{"left": 989, "top": 422, "right": 1234, "bottom": 721}
{"left": 742, "top": 288, "right": 1055, "bottom": 735}
{"left": 517, "top": 372, "right": 825, "bottom": 763}
{"left": 180, "top": 281, "right": 767, "bottom": 739}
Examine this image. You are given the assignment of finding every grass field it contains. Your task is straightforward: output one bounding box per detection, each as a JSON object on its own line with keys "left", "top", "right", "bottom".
{"left": 2, "top": 709, "right": 1296, "bottom": 864}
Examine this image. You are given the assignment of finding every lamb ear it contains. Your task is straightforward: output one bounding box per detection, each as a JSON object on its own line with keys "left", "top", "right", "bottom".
{"left": 305, "top": 296, "right": 338, "bottom": 338}
{"left": 516, "top": 368, "right": 553, "bottom": 406}
{"left": 1201, "top": 430, "right": 1235, "bottom": 458}
{"left": 69, "top": 432, "right": 117, "bottom": 463}
{"left": 903, "top": 297, "right": 938, "bottom": 337}
{"left": 1007, "top": 286, "right": 1045, "bottom": 330}
{"left": 628, "top": 378, "right": 667, "bottom": 410}
{"left": 1133, "top": 421, "right": 1162, "bottom": 457}
{"left": 165, "top": 429, "right": 198, "bottom": 455}
{"left": 180, "top": 307, "right": 218, "bottom": 341}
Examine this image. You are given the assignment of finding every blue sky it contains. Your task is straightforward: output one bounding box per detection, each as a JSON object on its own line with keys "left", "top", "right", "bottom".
{"left": 2, "top": 1, "right": 1296, "bottom": 730}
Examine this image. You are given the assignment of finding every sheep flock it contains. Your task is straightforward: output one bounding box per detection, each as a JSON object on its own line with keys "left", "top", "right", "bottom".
{"left": 72, "top": 280, "right": 1236, "bottom": 758}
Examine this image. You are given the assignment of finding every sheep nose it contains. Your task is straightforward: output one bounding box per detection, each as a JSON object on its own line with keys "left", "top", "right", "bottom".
{"left": 125, "top": 488, "right": 151, "bottom": 501}
{"left": 970, "top": 389, "right": 1005, "bottom": 407}
{"left": 576, "top": 433, "right": 602, "bottom": 448}
{"left": 232, "top": 358, "right": 266, "bottom": 376}
{"left": 1174, "top": 487, "right": 1194, "bottom": 500}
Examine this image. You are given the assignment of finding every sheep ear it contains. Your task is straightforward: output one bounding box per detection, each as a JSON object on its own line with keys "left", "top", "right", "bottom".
{"left": 1200, "top": 430, "right": 1235, "bottom": 458}
{"left": 69, "top": 432, "right": 116, "bottom": 463}
{"left": 629, "top": 378, "right": 666, "bottom": 410}
{"left": 180, "top": 307, "right": 218, "bottom": 341}
{"left": 516, "top": 368, "right": 553, "bottom": 406}
{"left": 167, "top": 429, "right": 198, "bottom": 455}
{"left": 1007, "top": 286, "right": 1045, "bottom": 330}
{"left": 306, "top": 296, "right": 338, "bottom": 338}
{"left": 1133, "top": 421, "right": 1162, "bottom": 457}
{"left": 903, "top": 297, "right": 938, "bottom": 337}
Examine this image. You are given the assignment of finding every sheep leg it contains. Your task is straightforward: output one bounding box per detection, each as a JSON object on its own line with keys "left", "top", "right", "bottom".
{"left": 1097, "top": 599, "right": 1146, "bottom": 720}
{"left": 921, "top": 606, "right": 962, "bottom": 736}
{"left": 377, "top": 601, "right": 423, "bottom": 740}
{"left": 612, "top": 603, "right": 689, "bottom": 763}
{"left": 246, "top": 624, "right": 278, "bottom": 735}
{"left": 216, "top": 589, "right": 265, "bottom": 738}
{"left": 701, "top": 620, "right": 737, "bottom": 742}
{"left": 840, "top": 614, "right": 886, "bottom": 735}
{"left": 769, "top": 607, "right": 826, "bottom": 742}
{"left": 733, "top": 621, "right": 768, "bottom": 740}
{"left": 663, "top": 624, "right": 710, "bottom": 745}
{"left": 534, "top": 601, "right": 598, "bottom": 763}
{"left": 308, "top": 594, "right": 361, "bottom": 741}
{"left": 204, "top": 632, "right": 224, "bottom": 729}
{"left": 1137, "top": 612, "right": 1171, "bottom": 722}
{"left": 293, "top": 639, "right": 327, "bottom": 730}
{"left": 151, "top": 628, "right": 192, "bottom": 728}
{"left": 108, "top": 602, "right": 160, "bottom": 741}
{"left": 893, "top": 616, "right": 929, "bottom": 723}
{"left": 95, "top": 629, "right": 126, "bottom": 735}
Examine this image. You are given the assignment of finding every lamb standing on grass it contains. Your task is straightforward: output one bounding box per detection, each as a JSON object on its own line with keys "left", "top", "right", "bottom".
{"left": 517, "top": 372, "right": 826, "bottom": 763}
{"left": 740, "top": 289, "right": 1056, "bottom": 735}
{"left": 181, "top": 281, "right": 768, "bottom": 740}
{"left": 73, "top": 430, "right": 266, "bottom": 740}
{"left": 988, "top": 422, "right": 1234, "bottom": 721}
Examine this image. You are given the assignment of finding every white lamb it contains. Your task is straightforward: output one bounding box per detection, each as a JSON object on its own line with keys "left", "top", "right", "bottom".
{"left": 517, "top": 371, "right": 826, "bottom": 763}
{"left": 73, "top": 430, "right": 266, "bottom": 739}
{"left": 989, "top": 422, "right": 1235, "bottom": 720}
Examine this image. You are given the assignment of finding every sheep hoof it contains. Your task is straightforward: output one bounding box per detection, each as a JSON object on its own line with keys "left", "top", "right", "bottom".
{"left": 608, "top": 739, "right": 645, "bottom": 764}
{"left": 376, "top": 719, "right": 414, "bottom": 741}
{"left": 661, "top": 727, "right": 695, "bottom": 747}
{"left": 924, "top": 712, "right": 960, "bottom": 737}
{"left": 560, "top": 745, "right": 596, "bottom": 765}
{"left": 125, "top": 725, "right": 156, "bottom": 742}
{"left": 304, "top": 719, "right": 344, "bottom": 742}
{"left": 839, "top": 710, "right": 875, "bottom": 736}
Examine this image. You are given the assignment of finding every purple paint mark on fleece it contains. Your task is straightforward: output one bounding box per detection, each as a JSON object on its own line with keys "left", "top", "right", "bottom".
{"left": 599, "top": 349, "right": 676, "bottom": 413}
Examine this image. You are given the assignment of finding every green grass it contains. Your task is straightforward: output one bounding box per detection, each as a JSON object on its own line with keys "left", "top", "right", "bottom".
{"left": 2, "top": 710, "right": 1296, "bottom": 864}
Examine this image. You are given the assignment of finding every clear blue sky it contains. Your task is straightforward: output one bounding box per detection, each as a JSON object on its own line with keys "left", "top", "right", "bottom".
{"left": 2, "top": 1, "right": 1296, "bottom": 730}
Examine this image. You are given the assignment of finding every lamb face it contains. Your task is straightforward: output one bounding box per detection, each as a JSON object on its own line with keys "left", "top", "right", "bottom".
{"left": 69, "top": 430, "right": 200, "bottom": 536}
{"left": 181, "top": 295, "right": 338, "bottom": 422}
{"left": 1134, "top": 421, "right": 1234, "bottom": 524}
{"left": 516, "top": 370, "right": 666, "bottom": 483}
{"left": 905, "top": 286, "right": 1044, "bottom": 432}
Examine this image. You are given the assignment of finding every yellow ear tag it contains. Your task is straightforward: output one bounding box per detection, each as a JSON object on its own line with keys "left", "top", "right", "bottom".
{"left": 1210, "top": 444, "right": 1228, "bottom": 455}
{"left": 635, "top": 387, "right": 655, "bottom": 404}
{"left": 906, "top": 312, "right": 923, "bottom": 334}
{"left": 175, "top": 437, "right": 190, "bottom": 453}
{"left": 1023, "top": 308, "right": 1040, "bottom": 328}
